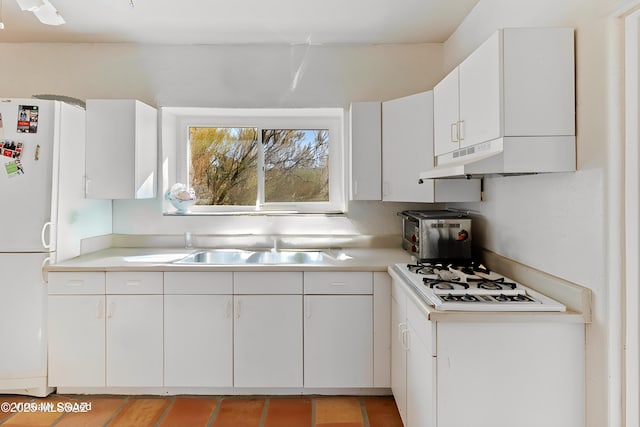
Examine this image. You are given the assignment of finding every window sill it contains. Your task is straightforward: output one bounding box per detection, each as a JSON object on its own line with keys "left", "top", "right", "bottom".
{"left": 163, "top": 210, "right": 346, "bottom": 217}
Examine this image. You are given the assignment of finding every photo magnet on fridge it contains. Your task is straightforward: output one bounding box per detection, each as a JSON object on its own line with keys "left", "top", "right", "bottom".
{"left": 1, "top": 141, "right": 23, "bottom": 159}
{"left": 17, "top": 105, "right": 39, "bottom": 133}
{"left": 4, "top": 159, "right": 24, "bottom": 178}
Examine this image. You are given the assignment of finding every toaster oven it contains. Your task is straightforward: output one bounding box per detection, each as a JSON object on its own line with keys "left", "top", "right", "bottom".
{"left": 399, "top": 210, "right": 472, "bottom": 261}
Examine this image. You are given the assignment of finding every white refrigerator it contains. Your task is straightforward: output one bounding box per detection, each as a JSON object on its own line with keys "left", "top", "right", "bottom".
{"left": 0, "top": 98, "right": 111, "bottom": 396}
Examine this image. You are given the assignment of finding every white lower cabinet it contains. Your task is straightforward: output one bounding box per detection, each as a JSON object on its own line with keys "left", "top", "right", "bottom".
{"left": 390, "top": 272, "right": 585, "bottom": 427}
{"left": 164, "top": 295, "right": 233, "bottom": 387}
{"left": 48, "top": 272, "right": 164, "bottom": 388}
{"left": 405, "top": 309, "right": 436, "bottom": 427}
{"left": 233, "top": 294, "right": 303, "bottom": 387}
{"left": 303, "top": 272, "right": 374, "bottom": 388}
{"left": 304, "top": 295, "right": 373, "bottom": 387}
{"left": 163, "top": 271, "right": 233, "bottom": 387}
{"left": 392, "top": 279, "right": 435, "bottom": 427}
{"left": 106, "top": 295, "right": 163, "bottom": 387}
{"left": 391, "top": 284, "right": 408, "bottom": 425}
{"left": 48, "top": 295, "right": 106, "bottom": 387}
{"left": 48, "top": 269, "right": 389, "bottom": 392}
{"left": 48, "top": 272, "right": 106, "bottom": 387}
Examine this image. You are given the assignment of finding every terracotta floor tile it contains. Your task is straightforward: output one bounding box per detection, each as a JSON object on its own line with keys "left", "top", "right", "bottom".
{"left": 263, "top": 398, "right": 312, "bottom": 427}
{"left": 159, "top": 397, "right": 218, "bottom": 427}
{"left": 0, "top": 394, "right": 401, "bottom": 427}
{"left": 315, "top": 397, "right": 363, "bottom": 424}
{"left": 364, "top": 397, "right": 404, "bottom": 427}
{"left": 106, "top": 398, "right": 170, "bottom": 427}
{"left": 55, "top": 397, "right": 126, "bottom": 427}
{"left": 1, "top": 397, "right": 66, "bottom": 427}
{"left": 315, "top": 423, "right": 363, "bottom": 427}
{"left": 0, "top": 396, "right": 32, "bottom": 424}
{"left": 210, "top": 398, "right": 264, "bottom": 427}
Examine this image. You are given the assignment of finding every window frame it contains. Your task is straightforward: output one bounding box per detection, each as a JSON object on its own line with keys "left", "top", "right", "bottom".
{"left": 173, "top": 108, "right": 345, "bottom": 214}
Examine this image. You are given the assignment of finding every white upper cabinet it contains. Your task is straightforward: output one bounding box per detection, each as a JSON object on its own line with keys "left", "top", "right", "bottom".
{"left": 382, "top": 91, "right": 480, "bottom": 202}
{"left": 86, "top": 99, "right": 158, "bottom": 199}
{"left": 350, "top": 102, "right": 381, "bottom": 200}
{"left": 433, "top": 68, "right": 461, "bottom": 159}
{"left": 458, "top": 31, "right": 502, "bottom": 151}
{"left": 351, "top": 96, "right": 480, "bottom": 203}
{"left": 433, "top": 28, "right": 575, "bottom": 167}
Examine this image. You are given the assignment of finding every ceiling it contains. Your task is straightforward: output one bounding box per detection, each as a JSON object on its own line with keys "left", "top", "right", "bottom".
{"left": 0, "top": 0, "right": 479, "bottom": 45}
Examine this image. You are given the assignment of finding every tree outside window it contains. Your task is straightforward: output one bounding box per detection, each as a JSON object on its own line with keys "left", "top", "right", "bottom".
{"left": 189, "top": 127, "right": 329, "bottom": 207}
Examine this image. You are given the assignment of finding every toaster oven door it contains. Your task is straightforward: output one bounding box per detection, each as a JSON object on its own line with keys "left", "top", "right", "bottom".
{"left": 420, "top": 219, "right": 471, "bottom": 260}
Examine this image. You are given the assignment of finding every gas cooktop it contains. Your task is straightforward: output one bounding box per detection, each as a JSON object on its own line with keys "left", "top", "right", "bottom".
{"left": 394, "top": 261, "right": 566, "bottom": 312}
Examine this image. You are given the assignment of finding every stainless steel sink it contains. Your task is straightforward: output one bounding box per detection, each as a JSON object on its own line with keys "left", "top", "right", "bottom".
{"left": 246, "top": 250, "right": 325, "bottom": 264}
{"left": 174, "top": 249, "right": 326, "bottom": 265}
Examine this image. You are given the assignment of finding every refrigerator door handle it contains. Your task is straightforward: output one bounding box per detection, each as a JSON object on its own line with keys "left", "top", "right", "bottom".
{"left": 41, "top": 222, "right": 52, "bottom": 249}
{"left": 40, "top": 257, "right": 50, "bottom": 285}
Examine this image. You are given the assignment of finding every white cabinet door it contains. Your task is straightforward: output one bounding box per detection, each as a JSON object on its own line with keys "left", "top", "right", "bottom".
{"left": 458, "top": 31, "right": 502, "bottom": 149}
{"left": 390, "top": 285, "right": 408, "bottom": 426}
{"left": 164, "top": 295, "right": 233, "bottom": 387}
{"left": 406, "top": 322, "right": 436, "bottom": 427}
{"left": 233, "top": 295, "right": 303, "bottom": 388}
{"left": 382, "top": 92, "right": 436, "bottom": 202}
{"left": 48, "top": 295, "right": 105, "bottom": 387}
{"left": 433, "top": 67, "right": 460, "bottom": 157}
{"left": 350, "top": 102, "right": 381, "bottom": 200}
{"left": 86, "top": 99, "right": 157, "bottom": 199}
{"left": 106, "top": 295, "right": 163, "bottom": 387}
{"left": 304, "top": 295, "right": 373, "bottom": 387}
{"left": 437, "top": 322, "right": 584, "bottom": 427}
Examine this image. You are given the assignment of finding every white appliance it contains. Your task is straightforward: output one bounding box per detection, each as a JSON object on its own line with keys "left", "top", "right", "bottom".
{"left": 0, "top": 98, "right": 111, "bottom": 396}
{"left": 392, "top": 261, "right": 565, "bottom": 312}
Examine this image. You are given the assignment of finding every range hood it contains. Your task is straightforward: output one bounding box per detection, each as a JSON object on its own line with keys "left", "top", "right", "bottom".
{"left": 419, "top": 136, "right": 576, "bottom": 179}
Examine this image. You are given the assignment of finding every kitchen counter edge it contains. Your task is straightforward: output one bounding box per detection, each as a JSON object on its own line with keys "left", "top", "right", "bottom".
{"left": 47, "top": 247, "right": 412, "bottom": 272}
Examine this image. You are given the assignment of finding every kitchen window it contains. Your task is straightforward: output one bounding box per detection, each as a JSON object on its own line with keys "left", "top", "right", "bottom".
{"left": 172, "top": 108, "right": 344, "bottom": 214}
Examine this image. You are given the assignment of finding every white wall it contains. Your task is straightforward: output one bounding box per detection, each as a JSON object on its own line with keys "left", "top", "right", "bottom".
{"left": 443, "top": 1, "right": 616, "bottom": 426}
{"left": 0, "top": 42, "right": 445, "bottom": 238}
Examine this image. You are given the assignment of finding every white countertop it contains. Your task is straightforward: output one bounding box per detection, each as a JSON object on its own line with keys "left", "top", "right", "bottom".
{"left": 48, "top": 246, "right": 591, "bottom": 324}
{"left": 48, "top": 247, "right": 412, "bottom": 272}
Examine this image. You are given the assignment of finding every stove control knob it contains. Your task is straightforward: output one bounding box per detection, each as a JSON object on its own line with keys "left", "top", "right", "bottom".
{"left": 411, "top": 234, "right": 417, "bottom": 243}
{"left": 457, "top": 230, "right": 469, "bottom": 241}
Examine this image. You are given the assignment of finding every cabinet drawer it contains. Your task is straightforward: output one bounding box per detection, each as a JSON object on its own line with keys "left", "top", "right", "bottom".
{"left": 304, "top": 272, "right": 373, "bottom": 294}
{"left": 48, "top": 272, "right": 105, "bottom": 295}
{"left": 234, "top": 272, "right": 303, "bottom": 294}
{"left": 407, "top": 297, "right": 436, "bottom": 356}
{"left": 106, "top": 272, "right": 163, "bottom": 294}
{"left": 164, "top": 272, "right": 233, "bottom": 294}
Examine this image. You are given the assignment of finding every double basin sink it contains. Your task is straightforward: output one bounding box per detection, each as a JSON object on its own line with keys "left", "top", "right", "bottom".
{"left": 174, "top": 249, "right": 328, "bottom": 265}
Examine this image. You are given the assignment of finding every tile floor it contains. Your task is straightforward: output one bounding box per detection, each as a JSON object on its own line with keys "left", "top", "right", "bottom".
{"left": 0, "top": 395, "right": 403, "bottom": 427}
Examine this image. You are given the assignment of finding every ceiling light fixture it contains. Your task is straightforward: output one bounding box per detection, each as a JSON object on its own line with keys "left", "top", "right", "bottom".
{"left": 16, "top": 0, "right": 65, "bottom": 25}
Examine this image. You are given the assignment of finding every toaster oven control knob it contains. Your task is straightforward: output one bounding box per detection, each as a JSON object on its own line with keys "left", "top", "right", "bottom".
{"left": 411, "top": 245, "right": 417, "bottom": 253}
{"left": 457, "top": 230, "right": 469, "bottom": 241}
{"left": 411, "top": 234, "right": 417, "bottom": 243}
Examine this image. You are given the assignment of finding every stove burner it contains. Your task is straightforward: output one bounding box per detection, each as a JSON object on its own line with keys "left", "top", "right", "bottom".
{"left": 423, "top": 278, "right": 469, "bottom": 289}
{"left": 494, "top": 294, "right": 537, "bottom": 303}
{"left": 477, "top": 282, "right": 503, "bottom": 290}
{"left": 407, "top": 262, "right": 443, "bottom": 275}
{"left": 468, "top": 276, "right": 518, "bottom": 290}
{"left": 441, "top": 293, "right": 480, "bottom": 302}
